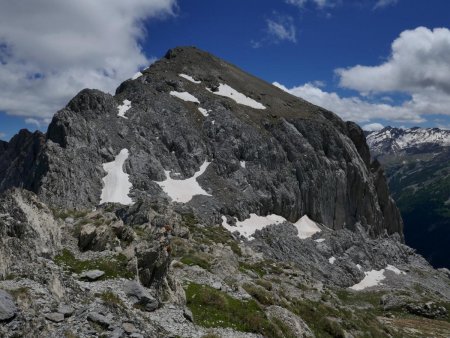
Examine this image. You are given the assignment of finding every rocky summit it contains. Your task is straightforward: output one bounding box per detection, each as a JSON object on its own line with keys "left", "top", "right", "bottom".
{"left": 0, "top": 47, "right": 449, "bottom": 338}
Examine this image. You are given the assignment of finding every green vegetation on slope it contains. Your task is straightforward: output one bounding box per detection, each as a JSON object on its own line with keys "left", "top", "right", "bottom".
{"left": 54, "top": 249, "right": 134, "bottom": 280}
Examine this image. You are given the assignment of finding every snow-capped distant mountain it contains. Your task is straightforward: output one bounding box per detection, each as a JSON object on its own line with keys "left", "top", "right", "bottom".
{"left": 366, "top": 127, "right": 450, "bottom": 156}
{"left": 366, "top": 126, "right": 450, "bottom": 269}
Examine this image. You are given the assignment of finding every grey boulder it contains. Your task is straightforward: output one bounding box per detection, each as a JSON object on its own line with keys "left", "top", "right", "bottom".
{"left": 79, "top": 269, "right": 105, "bottom": 281}
{"left": 124, "top": 280, "right": 159, "bottom": 312}
{"left": 0, "top": 289, "right": 17, "bottom": 321}
{"left": 45, "top": 312, "right": 65, "bottom": 323}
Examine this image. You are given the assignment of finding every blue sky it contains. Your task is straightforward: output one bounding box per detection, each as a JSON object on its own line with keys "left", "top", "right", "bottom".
{"left": 1, "top": 0, "right": 450, "bottom": 141}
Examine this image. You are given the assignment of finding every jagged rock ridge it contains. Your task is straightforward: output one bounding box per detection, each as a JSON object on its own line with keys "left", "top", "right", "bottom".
{"left": 367, "top": 126, "right": 450, "bottom": 156}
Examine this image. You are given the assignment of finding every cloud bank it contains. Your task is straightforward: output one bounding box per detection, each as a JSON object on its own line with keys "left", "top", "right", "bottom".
{"left": 273, "top": 82, "right": 424, "bottom": 123}
{"left": 337, "top": 27, "right": 450, "bottom": 118}
{"left": 0, "top": 0, "right": 177, "bottom": 124}
{"left": 277, "top": 27, "right": 450, "bottom": 127}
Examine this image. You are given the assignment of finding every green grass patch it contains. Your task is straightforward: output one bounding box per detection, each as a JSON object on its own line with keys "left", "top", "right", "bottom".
{"left": 9, "top": 287, "right": 30, "bottom": 300}
{"left": 289, "top": 298, "right": 387, "bottom": 338}
{"left": 243, "top": 283, "right": 276, "bottom": 306}
{"left": 336, "top": 289, "right": 386, "bottom": 308}
{"left": 255, "top": 279, "right": 273, "bottom": 291}
{"left": 180, "top": 254, "right": 212, "bottom": 271}
{"left": 52, "top": 208, "right": 88, "bottom": 220}
{"left": 239, "top": 260, "right": 283, "bottom": 277}
{"left": 185, "top": 283, "right": 279, "bottom": 337}
{"left": 182, "top": 213, "right": 242, "bottom": 256}
{"left": 98, "top": 291, "right": 124, "bottom": 308}
{"left": 54, "top": 249, "right": 134, "bottom": 279}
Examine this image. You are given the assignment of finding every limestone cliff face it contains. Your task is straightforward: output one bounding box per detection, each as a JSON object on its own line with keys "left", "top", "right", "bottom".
{"left": 0, "top": 129, "right": 45, "bottom": 192}
{"left": 0, "top": 47, "right": 402, "bottom": 237}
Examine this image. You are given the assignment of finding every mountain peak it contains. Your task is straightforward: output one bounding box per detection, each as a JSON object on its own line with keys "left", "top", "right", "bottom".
{"left": 367, "top": 126, "right": 450, "bottom": 155}
{"left": 1, "top": 46, "right": 401, "bottom": 237}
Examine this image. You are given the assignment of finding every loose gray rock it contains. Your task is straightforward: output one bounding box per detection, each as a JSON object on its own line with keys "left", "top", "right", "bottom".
{"left": 79, "top": 269, "right": 105, "bottom": 281}
{"left": 87, "top": 311, "right": 113, "bottom": 328}
{"left": 266, "top": 305, "right": 314, "bottom": 337}
{"left": 406, "top": 302, "right": 448, "bottom": 319}
{"left": 130, "top": 333, "right": 144, "bottom": 338}
{"left": 45, "top": 312, "right": 65, "bottom": 323}
{"left": 183, "top": 308, "right": 194, "bottom": 322}
{"left": 110, "top": 327, "right": 125, "bottom": 338}
{"left": 125, "top": 280, "right": 159, "bottom": 312}
{"left": 0, "top": 289, "right": 17, "bottom": 321}
{"left": 57, "top": 303, "right": 74, "bottom": 317}
{"left": 439, "top": 268, "right": 450, "bottom": 279}
{"left": 122, "top": 322, "right": 138, "bottom": 334}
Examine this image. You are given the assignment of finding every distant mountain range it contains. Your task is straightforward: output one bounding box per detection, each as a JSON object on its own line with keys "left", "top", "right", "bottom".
{"left": 366, "top": 126, "right": 450, "bottom": 268}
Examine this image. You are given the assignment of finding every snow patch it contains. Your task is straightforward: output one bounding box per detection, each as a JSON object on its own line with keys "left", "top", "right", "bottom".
{"left": 350, "top": 265, "right": 405, "bottom": 290}
{"left": 207, "top": 83, "right": 266, "bottom": 109}
{"left": 222, "top": 213, "right": 321, "bottom": 240}
{"left": 221, "top": 214, "right": 286, "bottom": 239}
{"left": 386, "top": 265, "right": 405, "bottom": 275}
{"left": 315, "top": 238, "right": 326, "bottom": 243}
{"left": 132, "top": 72, "right": 143, "bottom": 80}
{"left": 293, "top": 215, "right": 322, "bottom": 239}
{"left": 198, "top": 107, "right": 210, "bottom": 117}
{"left": 155, "top": 161, "right": 211, "bottom": 203}
{"left": 179, "top": 73, "right": 201, "bottom": 84}
{"left": 100, "top": 149, "right": 133, "bottom": 205}
{"left": 170, "top": 91, "right": 200, "bottom": 104}
{"left": 329, "top": 257, "right": 336, "bottom": 264}
{"left": 350, "top": 269, "right": 386, "bottom": 291}
{"left": 240, "top": 161, "right": 246, "bottom": 168}
{"left": 117, "top": 100, "right": 131, "bottom": 119}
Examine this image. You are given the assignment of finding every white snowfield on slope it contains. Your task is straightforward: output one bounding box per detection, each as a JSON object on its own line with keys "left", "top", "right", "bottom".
{"left": 367, "top": 128, "right": 450, "bottom": 151}
{"left": 221, "top": 214, "right": 321, "bottom": 240}
{"left": 350, "top": 265, "right": 405, "bottom": 291}
{"left": 207, "top": 83, "right": 266, "bottom": 110}
{"left": 155, "top": 161, "right": 211, "bottom": 203}
{"left": 117, "top": 99, "right": 131, "bottom": 119}
{"left": 179, "top": 73, "right": 201, "bottom": 84}
{"left": 198, "top": 107, "right": 210, "bottom": 116}
{"left": 100, "top": 149, "right": 133, "bottom": 205}
{"left": 170, "top": 91, "right": 200, "bottom": 104}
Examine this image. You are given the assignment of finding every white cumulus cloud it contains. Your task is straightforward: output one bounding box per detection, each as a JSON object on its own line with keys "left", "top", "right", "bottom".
{"left": 273, "top": 82, "right": 424, "bottom": 123}
{"left": 362, "top": 123, "right": 384, "bottom": 131}
{"left": 266, "top": 14, "right": 297, "bottom": 43}
{"left": 337, "top": 27, "right": 450, "bottom": 95}
{"left": 336, "top": 27, "right": 450, "bottom": 118}
{"left": 0, "top": 0, "right": 177, "bottom": 123}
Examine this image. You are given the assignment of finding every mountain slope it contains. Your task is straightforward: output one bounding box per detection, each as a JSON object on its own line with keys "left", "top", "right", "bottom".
{"left": 1, "top": 48, "right": 449, "bottom": 338}
{"left": 0, "top": 46, "right": 401, "bottom": 237}
{"left": 367, "top": 127, "right": 450, "bottom": 268}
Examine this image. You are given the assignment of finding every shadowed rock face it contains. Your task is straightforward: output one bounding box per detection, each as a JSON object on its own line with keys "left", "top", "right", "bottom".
{"left": 0, "top": 47, "right": 402, "bottom": 237}
{"left": 0, "top": 129, "right": 45, "bottom": 192}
